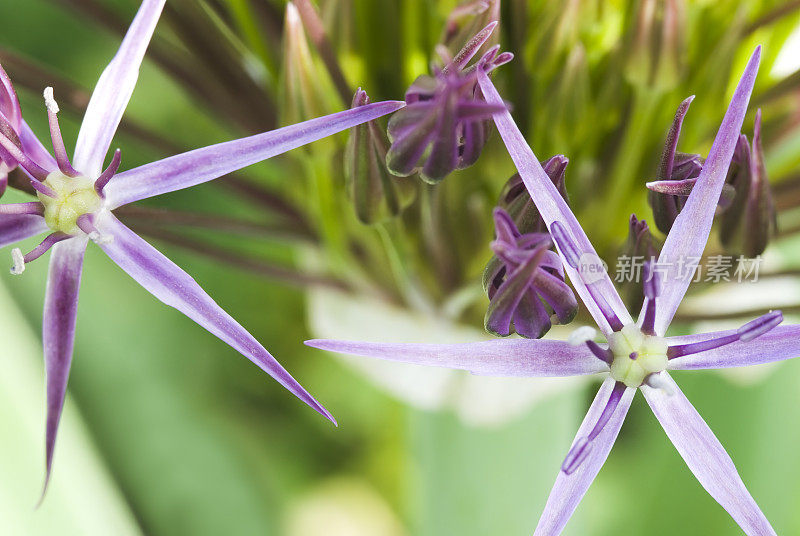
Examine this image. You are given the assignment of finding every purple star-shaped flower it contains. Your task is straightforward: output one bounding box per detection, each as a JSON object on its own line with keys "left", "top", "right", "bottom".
{"left": 0, "top": 0, "right": 404, "bottom": 493}
{"left": 307, "top": 47, "right": 800, "bottom": 535}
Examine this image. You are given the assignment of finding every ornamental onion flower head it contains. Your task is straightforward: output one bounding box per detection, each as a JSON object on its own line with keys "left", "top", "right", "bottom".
{"left": 482, "top": 208, "right": 578, "bottom": 339}
{"left": 0, "top": 0, "right": 405, "bottom": 497}
{"left": 307, "top": 46, "right": 799, "bottom": 536}
{"left": 385, "top": 22, "right": 511, "bottom": 184}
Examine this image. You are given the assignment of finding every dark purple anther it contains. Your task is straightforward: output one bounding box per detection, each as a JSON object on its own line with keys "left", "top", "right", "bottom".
{"left": 562, "top": 381, "right": 626, "bottom": 475}
{"left": 668, "top": 310, "right": 783, "bottom": 359}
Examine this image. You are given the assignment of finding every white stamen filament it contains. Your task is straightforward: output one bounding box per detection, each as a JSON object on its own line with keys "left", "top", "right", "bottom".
{"left": 88, "top": 231, "right": 114, "bottom": 245}
{"left": 10, "top": 248, "right": 25, "bottom": 275}
{"left": 43, "top": 87, "right": 59, "bottom": 114}
{"left": 645, "top": 372, "right": 675, "bottom": 396}
{"left": 568, "top": 326, "right": 598, "bottom": 346}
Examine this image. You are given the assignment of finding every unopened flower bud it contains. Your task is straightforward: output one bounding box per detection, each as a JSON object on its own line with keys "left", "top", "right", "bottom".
{"left": 619, "top": 214, "right": 662, "bottom": 310}
{"left": 625, "top": 0, "right": 686, "bottom": 92}
{"left": 280, "top": 2, "right": 337, "bottom": 124}
{"left": 482, "top": 208, "right": 578, "bottom": 339}
{"left": 386, "top": 24, "right": 509, "bottom": 184}
{"left": 439, "top": 0, "right": 500, "bottom": 66}
{"left": 345, "top": 89, "right": 415, "bottom": 224}
{"left": 719, "top": 110, "right": 777, "bottom": 257}
{"left": 496, "top": 155, "right": 569, "bottom": 234}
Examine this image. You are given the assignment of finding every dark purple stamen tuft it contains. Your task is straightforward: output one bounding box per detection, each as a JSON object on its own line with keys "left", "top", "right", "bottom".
{"left": 668, "top": 310, "right": 783, "bottom": 359}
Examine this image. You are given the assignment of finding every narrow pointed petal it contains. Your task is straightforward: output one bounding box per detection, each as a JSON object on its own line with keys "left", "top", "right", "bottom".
{"left": 651, "top": 47, "right": 761, "bottom": 335}
{"left": 42, "top": 237, "right": 87, "bottom": 495}
{"left": 667, "top": 324, "right": 800, "bottom": 370}
{"left": 534, "top": 378, "right": 635, "bottom": 536}
{"left": 305, "top": 337, "right": 608, "bottom": 377}
{"left": 93, "top": 212, "right": 334, "bottom": 423}
{"left": 642, "top": 373, "right": 776, "bottom": 536}
{"left": 73, "top": 0, "right": 166, "bottom": 177}
{"left": 0, "top": 213, "right": 48, "bottom": 248}
{"left": 477, "top": 70, "right": 631, "bottom": 334}
{"left": 104, "top": 101, "right": 406, "bottom": 209}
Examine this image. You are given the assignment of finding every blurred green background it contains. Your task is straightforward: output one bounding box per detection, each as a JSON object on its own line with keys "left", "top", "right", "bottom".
{"left": 1, "top": 1, "right": 800, "bottom": 535}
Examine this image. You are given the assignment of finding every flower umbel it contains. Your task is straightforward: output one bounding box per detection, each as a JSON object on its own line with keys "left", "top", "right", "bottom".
{"left": 307, "top": 46, "right": 798, "bottom": 535}
{"left": 0, "top": 0, "right": 405, "bottom": 496}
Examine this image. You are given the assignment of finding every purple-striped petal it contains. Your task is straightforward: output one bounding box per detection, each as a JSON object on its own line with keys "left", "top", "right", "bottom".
{"left": 305, "top": 338, "right": 608, "bottom": 377}
{"left": 534, "top": 378, "right": 635, "bottom": 535}
{"left": 104, "top": 101, "right": 406, "bottom": 209}
{"left": 42, "top": 237, "right": 87, "bottom": 495}
{"left": 667, "top": 324, "right": 800, "bottom": 370}
{"left": 642, "top": 372, "right": 776, "bottom": 536}
{"left": 651, "top": 47, "right": 761, "bottom": 335}
{"left": 477, "top": 70, "right": 631, "bottom": 335}
{"left": 93, "top": 211, "right": 334, "bottom": 423}
{"left": 73, "top": 0, "right": 166, "bottom": 177}
{"left": 0, "top": 213, "right": 47, "bottom": 248}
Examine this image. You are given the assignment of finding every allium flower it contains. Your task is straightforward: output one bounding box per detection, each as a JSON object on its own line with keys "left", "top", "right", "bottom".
{"left": 385, "top": 22, "right": 511, "bottom": 183}
{"left": 307, "top": 47, "right": 800, "bottom": 535}
{"left": 482, "top": 208, "right": 577, "bottom": 339}
{"left": 0, "top": 0, "right": 404, "bottom": 493}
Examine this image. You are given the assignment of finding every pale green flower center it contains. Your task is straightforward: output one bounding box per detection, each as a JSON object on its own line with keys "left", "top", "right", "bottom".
{"left": 608, "top": 324, "right": 668, "bottom": 388}
{"left": 38, "top": 172, "right": 102, "bottom": 235}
